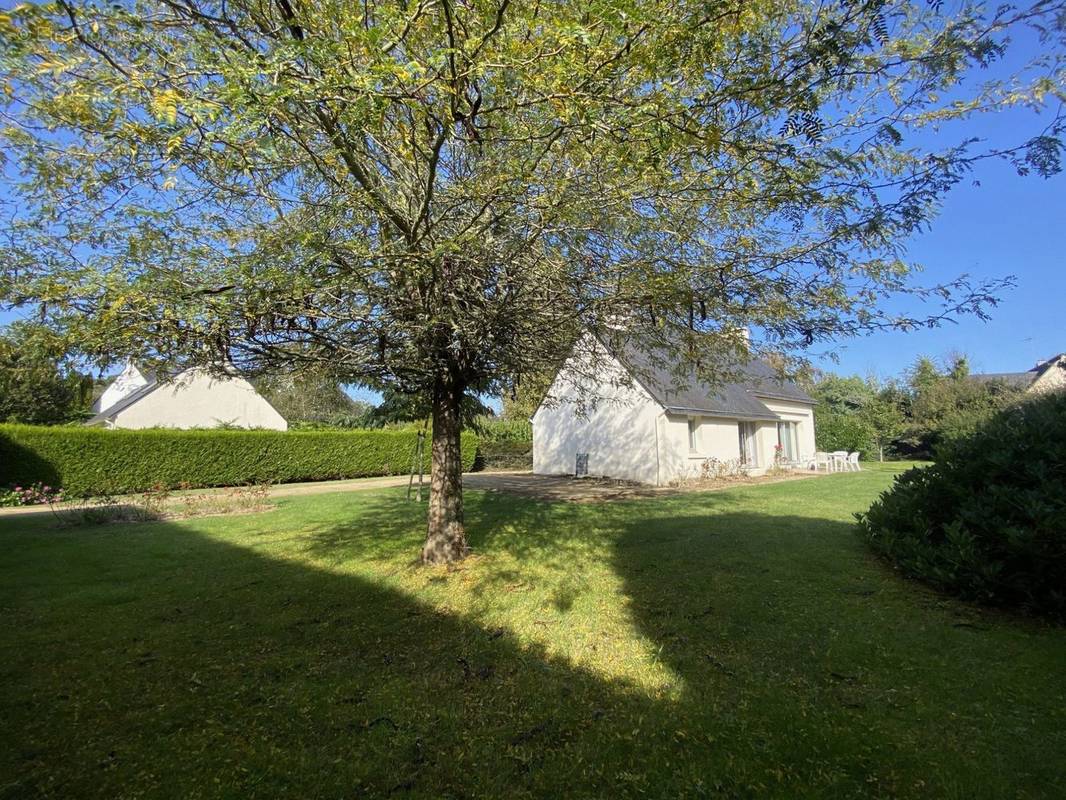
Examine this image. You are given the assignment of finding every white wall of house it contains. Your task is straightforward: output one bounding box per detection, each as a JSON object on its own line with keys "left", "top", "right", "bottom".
{"left": 533, "top": 337, "right": 818, "bottom": 485}
{"left": 532, "top": 341, "right": 662, "bottom": 484}
{"left": 92, "top": 361, "right": 150, "bottom": 413}
{"left": 1031, "top": 356, "right": 1066, "bottom": 393}
{"left": 656, "top": 413, "right": 744, "bottom": 483}
{"left": 104, "top": 369, "right": 288, "bottom": 430}
{"left": 759, "top": 398, "right": 817, "bottom": 463}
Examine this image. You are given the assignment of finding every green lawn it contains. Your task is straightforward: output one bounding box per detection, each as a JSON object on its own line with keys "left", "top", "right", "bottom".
{"left": 2, "top": 464, "right": 1064, "bottom": 799}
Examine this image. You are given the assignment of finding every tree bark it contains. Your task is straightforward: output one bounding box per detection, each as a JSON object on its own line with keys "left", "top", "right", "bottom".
{"left": 421, "top": 373, "right": 467, "bottom": 564}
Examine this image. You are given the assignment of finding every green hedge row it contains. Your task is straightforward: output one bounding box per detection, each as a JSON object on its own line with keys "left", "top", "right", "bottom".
{"left": 473, "top": 439, "right": 532, "bottom": 471}
{"left": 0, "top": 424, "right": 478, "bottom": 497}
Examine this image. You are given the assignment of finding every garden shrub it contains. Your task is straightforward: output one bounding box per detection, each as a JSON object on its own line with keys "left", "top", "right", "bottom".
{"left": 474, "top": 440, "right": 533, "bottom": 471}
{"left": 856, "top": 392, "right": 1066, "bottom": 618}
{"left": 471, "top": 416, "right": 533, "bottom": 442}
{"left": 814, "top": 410, "right": 875, "bottom": 456}
{"left": 0, "top": 424, "right": 477, "bottom": 497}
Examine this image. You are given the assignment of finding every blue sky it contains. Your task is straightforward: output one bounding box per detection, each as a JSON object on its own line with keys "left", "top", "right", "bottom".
{"left": 810, "top": 22, "right": 1065, "bottom": 381}
{"left": 810, "top": 111, "right": 1065, "bottom": 381}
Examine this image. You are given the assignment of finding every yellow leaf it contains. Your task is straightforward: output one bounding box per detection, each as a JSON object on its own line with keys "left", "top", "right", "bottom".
{"left": 150, "top": 89, "right": 179, "bottom": 125}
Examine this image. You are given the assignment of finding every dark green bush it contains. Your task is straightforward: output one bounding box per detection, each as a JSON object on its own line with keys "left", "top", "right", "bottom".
{"left": 856, "top": 392, "right": 1066, "bottom": 618}
{"left": 0, "top": 424, "right": 477, "bottom": 497}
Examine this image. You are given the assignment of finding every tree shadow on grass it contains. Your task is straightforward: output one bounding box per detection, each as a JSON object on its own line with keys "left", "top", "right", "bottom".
{"left": 3, "top": 489, "right": 1065, "bottom": 799}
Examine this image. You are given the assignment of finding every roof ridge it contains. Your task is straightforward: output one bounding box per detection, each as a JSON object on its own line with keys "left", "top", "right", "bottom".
{"left": 600, "top": 333, "right": 813, "bottom": 418}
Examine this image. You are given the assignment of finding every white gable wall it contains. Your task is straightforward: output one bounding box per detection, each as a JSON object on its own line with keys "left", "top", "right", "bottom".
{"left": 532, "top": 339, "right": 662, "bottom": 484}
{"left": 93, "top": 361, "right": 150, "bottom": 413}
{"left": 106, "top": 368, "right": 287, "bottom": 430}
{"left": 1031, "top": 356, "right": 1066, "bottom": 393}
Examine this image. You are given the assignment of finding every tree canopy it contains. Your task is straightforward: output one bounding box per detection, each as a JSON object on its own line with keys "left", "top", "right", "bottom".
{"left": 809, "top": 354, "right": 1024, "bottom": 457}
{"left": 0, "top": 322, "right": 93, "bottom": 424}
{"left": 1, "top": 0, "right": 1062, "bottom": 560}
{"left": 252, "top": 370, "right": 366, "bottom": 424}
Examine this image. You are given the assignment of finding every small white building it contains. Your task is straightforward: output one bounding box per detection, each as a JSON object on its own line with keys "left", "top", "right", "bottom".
{"left": 88, "top": 362, "right": 288, "bottom": 430}
{"left": 533, "top": 334, "right": 816, "bottom": 485}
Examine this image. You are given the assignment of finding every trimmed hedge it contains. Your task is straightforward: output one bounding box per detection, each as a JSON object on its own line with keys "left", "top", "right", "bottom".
{"left": 0, "top": 424, "right": 477, "bottom": 497}
{"left": 857, "top": 392, "right": 1066, "bottom": 618}
{"left": 473, "top": 440, "right": 532, "bottom": 471}
{"left": 472, "top": 417, "right": 533, "bottom": 443}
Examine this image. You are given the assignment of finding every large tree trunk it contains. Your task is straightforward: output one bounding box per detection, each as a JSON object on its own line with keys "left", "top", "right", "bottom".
{"left": 421, "top": 373, "right": 467, "bottom": 565}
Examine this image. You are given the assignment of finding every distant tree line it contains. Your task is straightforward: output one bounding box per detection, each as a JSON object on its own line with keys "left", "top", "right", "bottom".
{"left": 0, "top": 323, "right": 93, "bottom": 425}
{"left": 808, "top": 356, "right": 1025, "bottom": 460}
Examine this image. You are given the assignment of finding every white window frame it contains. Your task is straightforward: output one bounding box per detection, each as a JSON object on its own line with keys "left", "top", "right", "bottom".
{"left": 688, "top": 417, "right": 700, "bottom": 453}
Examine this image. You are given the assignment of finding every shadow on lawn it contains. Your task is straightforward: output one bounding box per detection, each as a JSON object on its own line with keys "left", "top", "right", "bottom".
{"left": 4, "top": 490, "right": 1064, "bottom": 799}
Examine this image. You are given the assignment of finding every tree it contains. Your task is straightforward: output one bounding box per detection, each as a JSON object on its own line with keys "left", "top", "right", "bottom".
{"left": 364, "top": 386, "right": 493, "bottom": 428}
{"left": 501, "top": 370, "right": 556, "bottom": 422}
{"left": 0, "top": 323, "right": 92, "bottom": 424}
{"left": 253, "top": 371, "right": 363, "bottom": 424}
{"left": 1, "top": 1, "right": 1062, "bottom": 562}
{"left": 900, "top": 354, "right": 1023, "bottom": 455}
{"left": 809, "top": 372, "right": 877, "bottom": 414}
{"left": 863, "top": 384, "right": 907, "bottom": 461}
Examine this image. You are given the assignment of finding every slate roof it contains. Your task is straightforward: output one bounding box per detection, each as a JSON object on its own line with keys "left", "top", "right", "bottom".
{"left": 968, "top": 371, "right": 1038, "bottom": 389}
{"left": 87, "top": 376, "right": 162, "bottom": 424}
{"left": 609, "top": 338, "right": 814, "bottom": 420}
{"left": 970, "top": 355, "right": 1064, "bottom": 390}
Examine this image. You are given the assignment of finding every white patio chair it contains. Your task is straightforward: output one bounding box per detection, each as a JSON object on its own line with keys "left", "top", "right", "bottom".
{"left": 847, "top": 452, "right": 861, "bottom": 472}
{"left": 810, "top": 451, "right": 832, "bottom": 472}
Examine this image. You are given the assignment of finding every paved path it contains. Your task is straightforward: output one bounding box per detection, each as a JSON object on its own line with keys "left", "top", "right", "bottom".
{"left": 465, "top": 471, "right": 820, "bottom": 502}
{"left": 0, "top": 470, "right": 823, "bottom": 518}
{"left": 0, "top": 474, "right": 416, "bottom": 518}
{"left": 464, "top": 472, "right": 676, "bottom": 502}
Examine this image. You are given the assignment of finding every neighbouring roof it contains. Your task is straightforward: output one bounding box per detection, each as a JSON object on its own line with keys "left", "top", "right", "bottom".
{"left": 609, "top": 337, "right": 814, "bottom": 420}
{"left": 87, "top": 375, "right": 163, "bottom": 424}
{"left": 970, "top": 354, "right": 1065, "bottom": 390}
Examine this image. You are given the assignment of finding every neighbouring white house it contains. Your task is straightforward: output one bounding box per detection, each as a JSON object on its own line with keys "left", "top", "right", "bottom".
{"left": 533, "top": 334, "right": 816, "bottom": 485}
{"left": 87, "top": 361, "right": 288, "bottom": 430}
{"left": 970, "top": 354, "right": 1066, "bottom": 395}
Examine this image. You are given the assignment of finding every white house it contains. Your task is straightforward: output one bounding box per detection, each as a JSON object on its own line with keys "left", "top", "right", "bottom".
{"left": 87, "top": 362, "right": 288, "bottom": 430}
{"left": 970, "top": 354, "right": 1066, "bottom": 395}
{"left": 532, "top": 334, "right": 816, "bottom": 485}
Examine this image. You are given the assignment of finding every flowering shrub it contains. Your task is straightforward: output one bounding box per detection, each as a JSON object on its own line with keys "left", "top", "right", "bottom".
{"left": 0, "top": 482, "right": 65, "bottom": 507}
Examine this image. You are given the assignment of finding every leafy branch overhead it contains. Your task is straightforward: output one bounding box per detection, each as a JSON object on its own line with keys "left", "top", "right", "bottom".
{"left": 1, "top": 0, "right": 1061, "bottom": 388}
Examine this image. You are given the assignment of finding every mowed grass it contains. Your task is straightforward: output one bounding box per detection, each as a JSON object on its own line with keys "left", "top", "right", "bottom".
{"left": 2, "top": 464, "right": 1064, "bottom": 799}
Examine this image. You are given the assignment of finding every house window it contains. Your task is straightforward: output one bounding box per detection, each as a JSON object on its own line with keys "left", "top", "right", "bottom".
{"left": 738, "top": 421, "right": 758, "bottom": 466}
{"left": 776, "top": 421, "right": 798, "bottom": 461}
{"left": 688, "top": 418, "right": 699, "bottom": 453}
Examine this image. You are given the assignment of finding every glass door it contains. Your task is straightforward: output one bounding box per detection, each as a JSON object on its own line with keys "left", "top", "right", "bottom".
{"left": 738, "top": 422, "right": 758, "bottom": 467}
{"left": 777, "top": 421, "right": 797, "bottom": 461}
